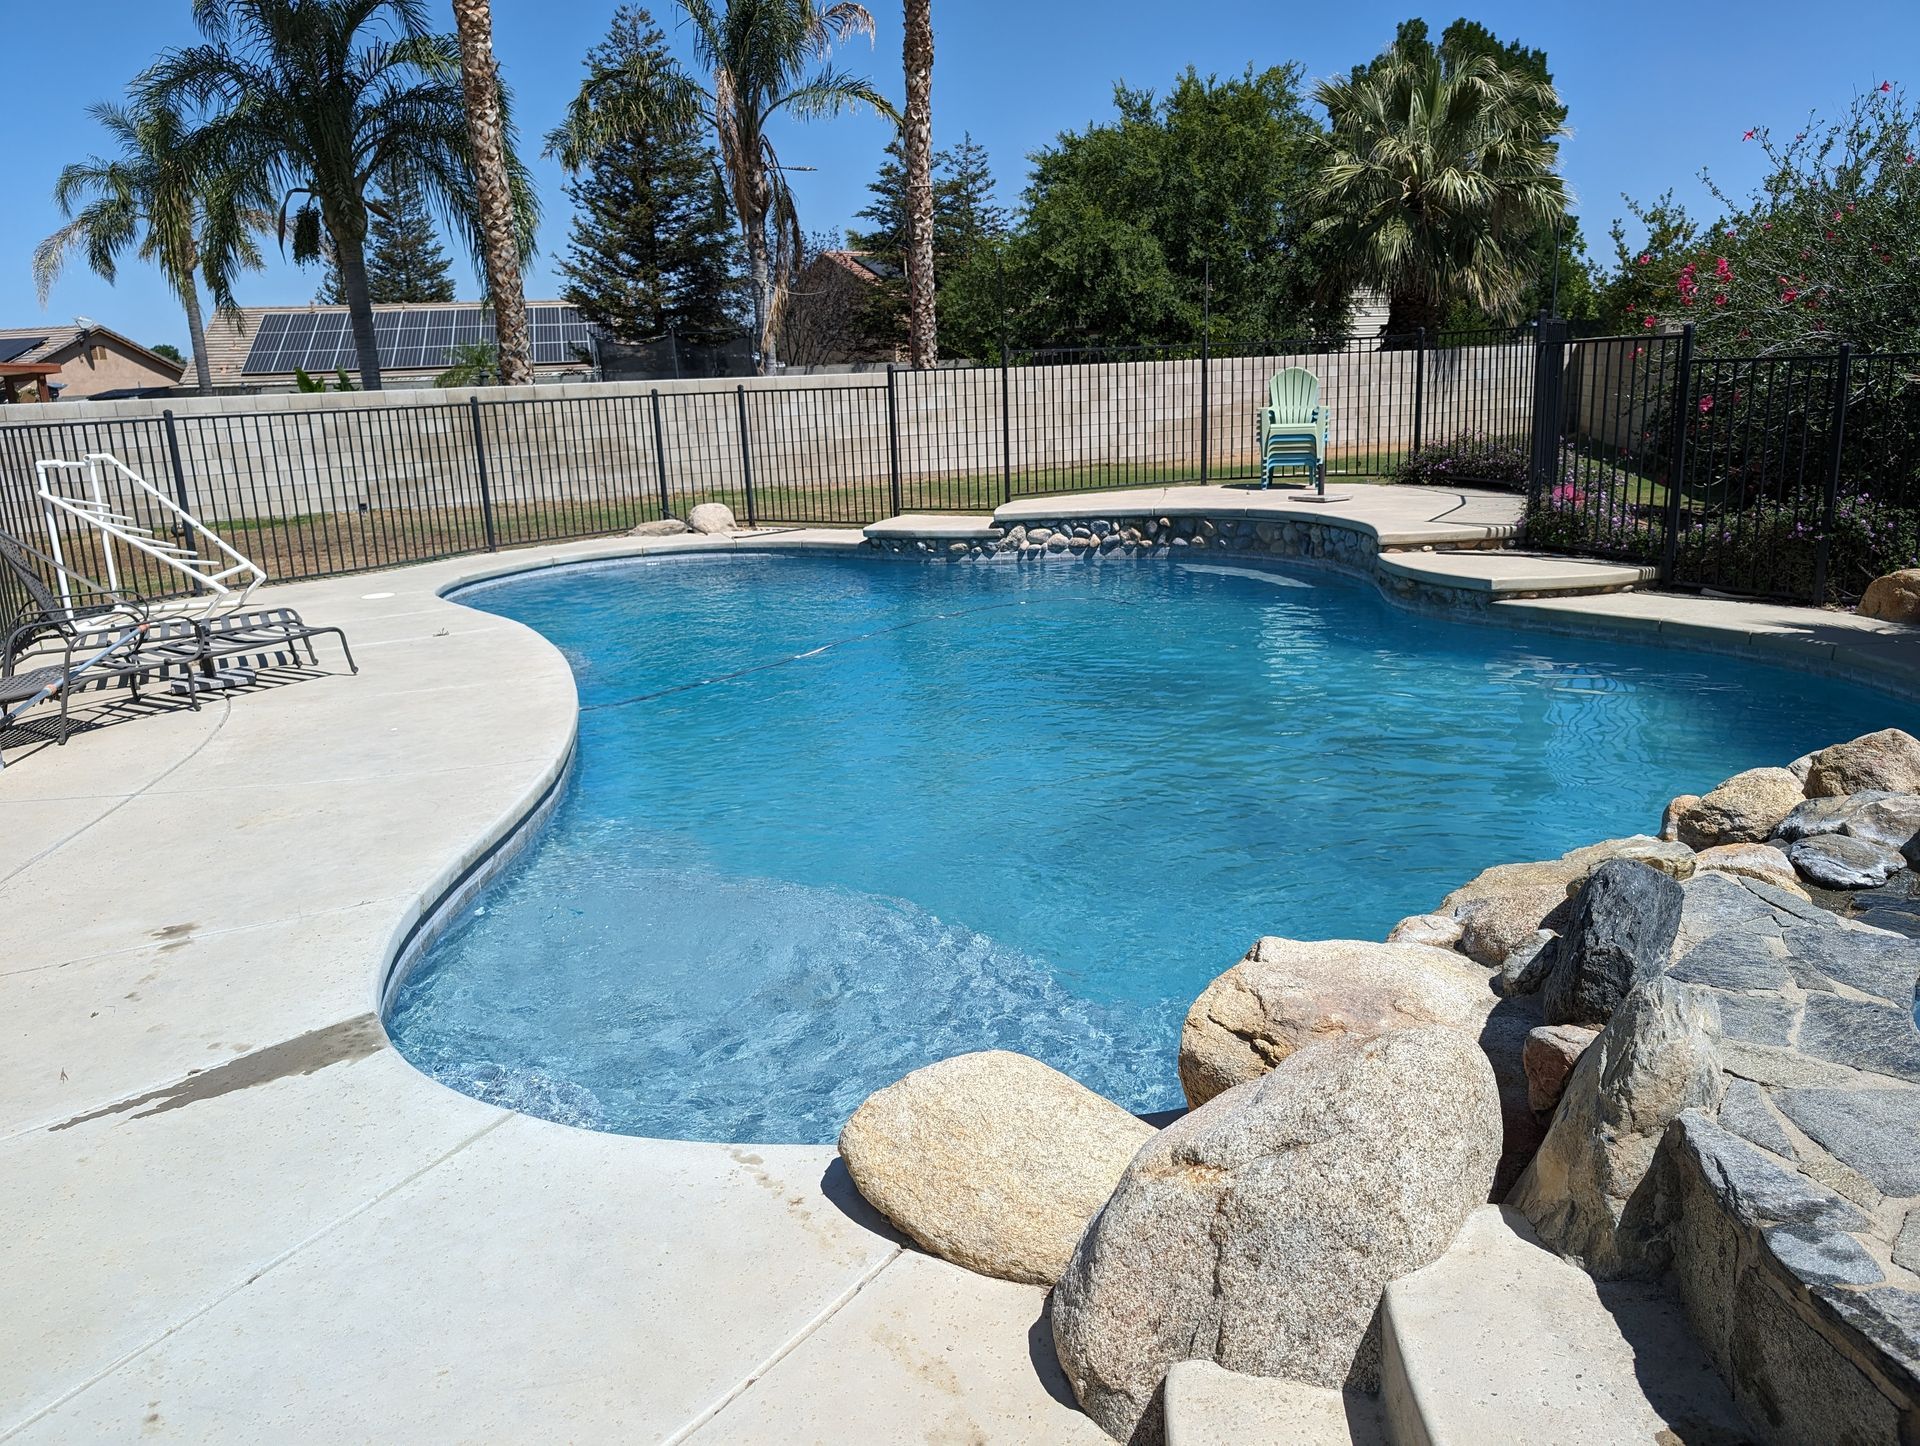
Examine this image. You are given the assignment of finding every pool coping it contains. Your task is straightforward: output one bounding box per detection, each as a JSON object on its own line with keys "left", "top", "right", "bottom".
{"left": 5, "top": 490, "right": 1920, "bottom": 1440}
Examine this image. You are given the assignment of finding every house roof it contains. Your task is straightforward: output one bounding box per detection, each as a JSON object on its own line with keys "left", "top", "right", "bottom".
{"left": 812, "top": 250, "right": 900, "bottom": 284}
{"left": 0, "top": 325, "right": 186, "bottom": 378}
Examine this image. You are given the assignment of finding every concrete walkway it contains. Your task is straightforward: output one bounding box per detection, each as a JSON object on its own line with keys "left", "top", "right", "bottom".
{"left": 5, "top": 493, "right": 1920, "bottom": 1443}
{"left": 0, "top": 529, "right": 1102, "bottom": 1445}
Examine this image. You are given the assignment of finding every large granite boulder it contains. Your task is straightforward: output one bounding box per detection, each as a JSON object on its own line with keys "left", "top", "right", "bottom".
{"left": 1859, "top": 567, "right": 1920, "bottom": 623}
{"left": 1455, "top": 886, "right": 1569, "bottom": 968}
{"left": 1786, "top": 834, "right": 1906, "bottom": 890}
{"left": 627, "top": 517, "right": 690, "bottom": 536}
{"left": 837, "top": 1051, "right": 1154, "bottom": 1286}
{"left": 1645, "top": 1112, "right": 1917, "bottom": 1444}
{"left": 1178, "top": 937, "right": 1494, "bottom": 1108}
{"left": 1524, "top": 1024, "right": 1599, "bottom": 1112}
{"left": 1507, "top": 979, "right": 1724, "bottom": 1277}
{"left": 1804, "top": 728, "right": 1920, "bottom": 797}
{"left": 686, "top": 501, "right": 738, "bottom": 535}
{"left": 1673, "top": 767, "right": 1806, "bottom": 848}
{"left": 1692, "top": 842, "right": 1807, "bottom": 897}
{"left": 1542, "top": 860, "right": 1685, "bottom": 1026}
{"left": 1052, "top": 1028, "right": 1500, "bottom": 1441}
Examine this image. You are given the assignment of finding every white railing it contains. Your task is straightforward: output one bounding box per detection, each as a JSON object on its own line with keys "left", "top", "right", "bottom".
{"left": 35, "top": 452, "right": 265, "bottom": 616}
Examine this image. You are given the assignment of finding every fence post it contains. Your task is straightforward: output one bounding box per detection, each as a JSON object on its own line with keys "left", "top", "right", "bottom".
{"left": 734, "top": 384, "right": 757, "bottom": 528}
{"left": 999, "top": 350, "right": 1013, "bottom": 506}
{"left": 1658, "top": 324, "right": 1697, "bottom": 586}
{"left": 1525, "top": 316, "right": 1568, "bottom": 509}
{"left": 467, "top": 395, "right": 497, "bottom": 552}
{"left": 1411, "top": 329, "right": 1426, "bottom": 458}
{"left": 1813, "top": 343, "right": 1853, "bottom": 607}
{"left": 1199, "top": 260, "right": 1212, "bottom": 484}
{"left": 160, "top": 409, "right": 206, "bottom": 596}
{"left": 885, "top": 364, "right": 904, "bottom": 516}
{"left": 649, "top": 388, "right": 671, "bottom": 520}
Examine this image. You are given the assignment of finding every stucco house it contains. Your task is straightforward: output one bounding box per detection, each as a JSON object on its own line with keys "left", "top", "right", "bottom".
{"left": 0, "top": 325, "right": 185, "bottom": 403}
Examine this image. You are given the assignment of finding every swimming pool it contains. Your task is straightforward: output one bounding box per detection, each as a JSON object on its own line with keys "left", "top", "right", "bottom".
{"left": 385, "top": 552, "right": 1909, "bottom": 1142}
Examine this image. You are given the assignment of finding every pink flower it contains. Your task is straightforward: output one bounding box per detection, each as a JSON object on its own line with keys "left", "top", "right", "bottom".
{"left": 1742, "top": 128, "right": 1757, "bottom": 140}
{"left": 1880, "top": 81, "right": 1894, "bottom": 92}
{"left": 1781, "top": 289, "right": 1798, "bottom": 303}
{"left": 1699, "top": 395, "right": 1715, "bottom": 414}
{"left": 1713, "top": 293, "right": 1728, "bottom": 305}
{"left": 1643, "top": 315, "right": 1658, "bottom": 329}
{"left": 1714, "top": 257, "right": 1733, "bottom": 281}
{"left": 1637, "top": 253, "right": 1651, "bottom": 266}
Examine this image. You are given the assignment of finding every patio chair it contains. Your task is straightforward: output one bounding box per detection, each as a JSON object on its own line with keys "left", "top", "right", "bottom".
{"left": 1259, "top": 367, "right": 1330, "bottom": 492}
{"left": 1, "top": 532, "right": 170, "bottom": 764}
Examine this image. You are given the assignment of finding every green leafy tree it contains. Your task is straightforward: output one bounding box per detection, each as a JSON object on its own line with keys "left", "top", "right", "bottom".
{"left": 941, "top": 65, "right": 1337, "bottom": 356}
{"left": 145, "top": 0, "right": 538, "bottom": 390}
{"left": 434, "top": 340, "right": 499, "bottom": 386}
{"left": 150, "top": 342, "right": 186, "bottom": 363}
{"left": 34, "top": 99, "right": 266, "bottom": 392}
{"left": 549, "top": 0, "right": 897, "bottom": 372}
{"left": 555, "top": 6, "right": 743, "bottom": 344}
{"left": 847, "top": 132, "right": 1006, "bottom": 352}
{"left": 1312, "top": 23, "right": 1568, "bottom": 334}
{"left": 365, "top": 168, "right": 458, "bottom": 302}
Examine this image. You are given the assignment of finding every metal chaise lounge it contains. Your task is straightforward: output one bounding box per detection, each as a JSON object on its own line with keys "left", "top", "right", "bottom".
{"left": 0, "top": 533, "right": 170, "bottom": 764}
{"left": 193, "top": 606, "right": 357, "bottom": 679}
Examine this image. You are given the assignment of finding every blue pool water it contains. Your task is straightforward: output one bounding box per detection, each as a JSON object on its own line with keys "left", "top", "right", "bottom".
{"left": 386, "top": 552, "right": 1910, "bottom": 1142}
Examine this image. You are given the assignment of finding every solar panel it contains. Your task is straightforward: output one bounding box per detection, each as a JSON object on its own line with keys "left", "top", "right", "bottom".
{"left": 240, "top": 314, "right": 289, "bottom": 374}
{"left": 0, "top": 336, "right": 48, "bottom": 365}
{"left": 239, "top": 304, "right": 600, "bottom": 375}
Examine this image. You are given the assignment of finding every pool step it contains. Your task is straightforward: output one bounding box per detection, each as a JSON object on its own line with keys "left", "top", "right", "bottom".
{"left": 1161, "top": 1208, "right": 1745, "bottom": 1446}
{"left": 1163, "top": 1362, "right": 1386, "bottom": 1445}
{"left": 1380, "top": 1206, "right": 1746, "bottom": 1445}
{"left": 1376, "top": 549, "right": 1657, "bottom": 600}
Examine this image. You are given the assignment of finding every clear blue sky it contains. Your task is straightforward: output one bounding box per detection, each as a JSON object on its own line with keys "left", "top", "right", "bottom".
{"left": 4, "top": 0, "right": 1914, "bottom": 353}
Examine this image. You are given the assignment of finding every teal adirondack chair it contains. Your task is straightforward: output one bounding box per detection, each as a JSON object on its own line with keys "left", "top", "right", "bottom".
{"left": 1259, "top": 367, "right": 1329, "bottom": 490}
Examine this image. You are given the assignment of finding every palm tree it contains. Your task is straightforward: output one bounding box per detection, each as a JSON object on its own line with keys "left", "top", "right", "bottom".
{"left": 144, "top": 0, "right": 537, "bottom": 391}
{"left": 1312, "top": 32, "right": 1567, "bottom": 335}
{"left": 34, "top": 100, "right": 264, "bottom": 394}
{"left": 449, "top": 0, "right": 532, "bottom": 386}
{"left": 550, "top": 0, "right": 897, "bottom": 373}
{"left": 901, "top": 0, "right": 935, "bottom": 368}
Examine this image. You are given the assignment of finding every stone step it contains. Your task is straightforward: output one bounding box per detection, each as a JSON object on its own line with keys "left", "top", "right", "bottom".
{"left": 1375, "top": 549, "right": 1657, "bottom": 599}
{"left": 1162, "top": 1360, "right": 1386, "bottom": 1446}
{"left": 1380, "top": 1205, "right": 1748, "bottom": 1446}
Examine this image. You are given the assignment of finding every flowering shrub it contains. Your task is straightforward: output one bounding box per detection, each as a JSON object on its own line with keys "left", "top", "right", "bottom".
{"left": 1524, "top": 458, "right": 1662, "bottom": 561}
{"left": 1394, "top": 430, "right": 1531, "bottom": 490}
{"left": 1599, "top": 85, "right": 1920, "bottom": 354}
{"left": 1676, "top": 493, "right": 1920, "bottom": 601}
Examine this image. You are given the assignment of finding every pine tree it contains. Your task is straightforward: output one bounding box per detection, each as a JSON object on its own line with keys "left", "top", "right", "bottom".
{"left": 364, "top": 167, "right": 458, "bottom": 303}
{"left": 848, "top": 132, "right": 1006, "bottom": 352}
{"left": 556, "top": 6, "right": 742, "bottom": 343}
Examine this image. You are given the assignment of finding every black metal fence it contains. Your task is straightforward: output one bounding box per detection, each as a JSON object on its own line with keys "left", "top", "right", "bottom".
{"left": 1529, "top": 319, "right": 1920, "bottom": 604}
{"left": 0, "top": 326, "right": 1537, "bottom": 592}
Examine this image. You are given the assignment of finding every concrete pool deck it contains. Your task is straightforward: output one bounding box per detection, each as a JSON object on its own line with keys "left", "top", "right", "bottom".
{"left": 4, "top": 484, "right": 1920, "bottom": 1441}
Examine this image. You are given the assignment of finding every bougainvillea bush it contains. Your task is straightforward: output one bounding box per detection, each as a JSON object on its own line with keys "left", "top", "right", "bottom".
{"left": 1524, "top": 457, "right": 1662, "bottom": 561}
{"left": 1394, "top": 430, "right": 1531, "bottom": 489}
{"left": 1599, "top": 85, "right": 1920, "bottom": 355}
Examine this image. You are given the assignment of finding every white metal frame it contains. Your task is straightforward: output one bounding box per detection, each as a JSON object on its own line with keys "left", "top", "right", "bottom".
{"left": 35, "top": 452, "right": 265, "bottom": 617}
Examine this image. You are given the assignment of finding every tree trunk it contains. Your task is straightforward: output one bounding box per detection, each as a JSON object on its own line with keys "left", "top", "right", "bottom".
{"left": 1384, "top": 289, "right": 1447, "bottom": 345}
{"left": 334, "top": 227, "right": 384, "bottom": 390}
{"left": 451, "top": 0, "right": 533, "bottom": 387}
{"left": 180, "top": 274, "right": 213, "bottom": 394}
{"left": 746, "top": 219, "right": 777, "bottom": 374}
{"left": 902, "top": 0, "right": 937, "bottom": 369}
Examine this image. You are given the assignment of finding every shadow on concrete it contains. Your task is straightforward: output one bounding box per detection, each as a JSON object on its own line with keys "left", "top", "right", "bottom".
{"left": 1026, "top": 1294, "right": 1083, "bottom": 1412}
{"left": 815, "top": 1155, "right": 906, "bottom": 1246}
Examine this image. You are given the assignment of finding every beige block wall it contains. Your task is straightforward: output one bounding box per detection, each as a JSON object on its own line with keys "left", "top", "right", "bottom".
{"left": 1, "top": 346, "right": 1537, "bottom": 526}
